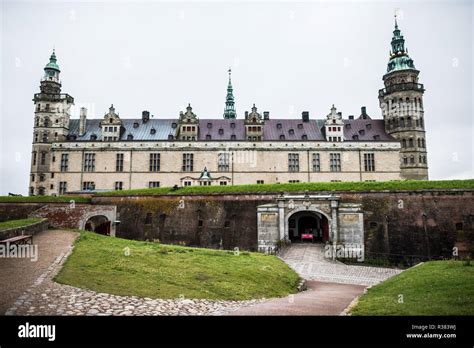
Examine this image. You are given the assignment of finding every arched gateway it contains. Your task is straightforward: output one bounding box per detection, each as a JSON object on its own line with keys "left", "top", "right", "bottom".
{"left": 257, "top": 194, "right": 364, "bottom": 253}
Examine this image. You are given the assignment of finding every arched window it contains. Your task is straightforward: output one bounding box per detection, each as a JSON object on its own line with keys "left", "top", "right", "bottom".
{"left": 410, "top": 156, "right": 415, "bottom": 164}
{"left": 417, "top": 138, "right": 421, "bottom": 147}
{"left": 35, "top": 117, "right": 40, "bottom": 127}
{"left": 420, "top": 118, "right": 424, "bottom": 128}
{"left": 407, "top": 117, "right": 412, "bottom": 127}
{"left": 42, "top": 132, "right": 48, "bottom": 143}
{"left": 399, "top": 118, "right": 405, "bottom": 128}
{"left": 421, "top": 138, "right": 425, "bottom": 148}
{"left": 44, "top": 118, "right": 50, "bottom": 127}
{"left": 402, "top": 139, "right": 407, "bottom": 148}
{"left": 408, "top": 138, "right": 414, "bottom": 147}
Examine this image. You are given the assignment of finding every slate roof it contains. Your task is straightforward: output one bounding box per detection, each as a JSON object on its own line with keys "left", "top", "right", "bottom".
{"left": 67, "top": 116, "right": 396, "bottom": 142}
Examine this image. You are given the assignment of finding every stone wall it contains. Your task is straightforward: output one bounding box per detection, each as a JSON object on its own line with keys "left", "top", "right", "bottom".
{"left": 93, "top": 189, "right": 474, "bottom": 258}
{"left": 0, "top": 203, "right": 46, "bottom": 222}
{"left": 0, "top": 219, "right": 49, "bottom": 240}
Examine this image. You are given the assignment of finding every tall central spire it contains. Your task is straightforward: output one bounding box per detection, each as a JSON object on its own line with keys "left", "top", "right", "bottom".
{"left": 386, "top": 16, "right": 416, "bottom": 74}
{"left": 223, "top": 68, "right": 236, "bottom": 119}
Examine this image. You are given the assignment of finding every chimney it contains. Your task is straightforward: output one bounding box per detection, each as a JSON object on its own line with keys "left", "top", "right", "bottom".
{"left": 142, "top": 110, "right": 150, "bottom": 123}
{"left": 79, "top": 107, "right": 87, "bottom": 136}
{"left": 361, "top": 106, "right": 367, "bottom": 116}
{"left": 263, "top": 111, "right": 270, "bottom": 120}
{"left": 302, "top": 111, "right": 309, "bottom": 123}
{"left": 245, "top": 111, "right": 249, "bottom": 118}
{"left": 348, "top": 115, "right": 354, "bottom": 120}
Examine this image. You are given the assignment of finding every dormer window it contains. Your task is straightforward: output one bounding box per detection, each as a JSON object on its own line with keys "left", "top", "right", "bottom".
{"left": 289, "top": 129, "right": 295, "bottom": 135}
{"left": 359, "top": 129, "right": 365, "bottom": 135}
{"left": 171, "top": 123, "right": 177, "bottom": 129}
{"left": 279, "top": 134, "right": 285, "bottom": 140}
{"left": 277, "top": 123, "right": 282, "bottom": 129}
{"left": 150, "top": 128, "right": 156, "bottom": 135}
{"left": 90, "top": 134, "right": 97, "bottom": 141}
{"left": 352, "top": 135, "right": 359, "bottom": 140}
{"left": 133, "top": 122, "right": 139, "bottom": 128}
{"left": 373, "top": 135, "right": 380, "bottom": 140}
{"left": 297, "top": 124, "right": 303, "bottom": 129}
{"left": 207, "top": 123, "right": 212, "bottom": 129}
{"left": 168, "top": 134, "right": 174, "bottom": 140}
{"left": 109, "top": 118, "right": 113, "bottom": 123}
{"left": 127, "top": 134, "right": 134, "bottom": 140}
{"left": 345, "top": 124, "right": 351, "bottom": 129}
{"left": 206, "top": 134, "right": 212, "bottom": 140}
{"left": 366, "top": 123, "right": 372, "bottom": 130}
{"left": 230, "top": 123, "right": 235, "bottom": 129}
{"left": 218, "top": 128, "right": 224, "bottom": 135}
{"left": 301, "top": 134, "right": 308, "bottom": 140}
{"left": 231, "top": 134, "right": 236, "bottom": 140}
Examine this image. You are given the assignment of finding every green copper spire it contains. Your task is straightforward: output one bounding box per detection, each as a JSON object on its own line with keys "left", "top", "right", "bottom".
{"left": 44, "top": 49, "right": 60, "bottom": 72}
{"left": 386, "top": 16, "right": 416, "bottom": 74}
{"left": 223, "top": 68, "right": 236, "bottom": 119}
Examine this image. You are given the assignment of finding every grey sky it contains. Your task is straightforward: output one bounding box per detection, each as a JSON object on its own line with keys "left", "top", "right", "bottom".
{"left": 1, "top": 0, "right": 472, "bottom": 195}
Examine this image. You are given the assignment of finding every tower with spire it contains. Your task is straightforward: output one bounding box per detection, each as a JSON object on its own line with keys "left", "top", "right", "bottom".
{"left": 223, "top": 68, "right": 236, "bottom": 119}
{"left": 30, "top": 50, "right": 74, "bottom": 195}
{"left": 379, "top": 16, "right": 428, "bottom": 180}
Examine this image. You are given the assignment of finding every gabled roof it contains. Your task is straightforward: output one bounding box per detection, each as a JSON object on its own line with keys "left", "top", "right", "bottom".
{"left": 67, "top": 116, "right": 396, "bottom": 142}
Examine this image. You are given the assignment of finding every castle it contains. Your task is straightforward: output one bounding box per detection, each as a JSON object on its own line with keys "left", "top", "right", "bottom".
{"left": 29, "top": 19, "right": 428, "bottom": 196}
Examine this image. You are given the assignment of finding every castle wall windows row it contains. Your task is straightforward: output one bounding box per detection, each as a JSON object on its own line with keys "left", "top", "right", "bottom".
{"left": 44, "top": 151, "right": 383, "bottom": 174}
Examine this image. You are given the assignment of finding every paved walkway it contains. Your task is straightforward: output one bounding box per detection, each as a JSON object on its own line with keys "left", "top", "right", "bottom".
{"left": 1, "top": 230, "right": 265, "bottom": 316}
{"left": 279, "top": 243, "right": 402, "bottom": 286}
{"left": 231, "top": 280, "right": 365, "bottom": 315}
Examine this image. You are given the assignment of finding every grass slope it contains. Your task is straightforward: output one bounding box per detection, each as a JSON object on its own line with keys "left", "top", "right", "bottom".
{"left": 55, "top": 232, "right": 300, "bottom": 300}
{"left": 351, "top": 261, "right": 474, "bottom": 315}
{"left": 98, "top": 179, "right": 474, "bottom": 197}
{"left": 0, "top": 218, "right": 44, "bottom": 231}
{"left": 0, "top": 196, "right": 91, "bottom": 203}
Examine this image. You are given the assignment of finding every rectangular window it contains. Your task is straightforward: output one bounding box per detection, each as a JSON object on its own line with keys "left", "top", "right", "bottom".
{"left": 220, "top": 181, "right": 227, "bottom": 186}
{"left": 312, "top": 153, "right": 320, "bottom": 172}
{"left": 148, "top": 181, "right": 160, "bottom": 188}
{"left": 257, "top": 180, "right": 264, "bottom": 184}
{"left": 40, "top": 152, "right": 46, "bottom": 165}
{"left": 149, "top": 153, "right": 160, "bottom": 172}
{"left": 114, "top": 181, "right": 123, "bottom": 190}
{"left": 182, "top": 153, "right": 194, "bottom": 172}
{"left": 364, "top": 153, "right": 375, "bottom": 172}
{"left": 288, "top": 153, "right": 300, "bottom": 172}
{"left": 183, "top": 181, "right": 192, "bottom": 186}
{"left": 83, "top": 153, "right": 96, "bottom": 172}
{"left": 82, "top": 181, "right": 95, "bottom": 190}
{"left": 329, "top": 153, "right": 341, "bottom": 172}
{"left": 59, "top": 182, "right": 67, "bottom": 195}
{"left": 60, "top": 154, "right": 69, "bottom": 172}
{"left": 32, "top": 152, "right": 37, "bottom": 165}
{"left": 218, "top": 152, "right": 230, "bottom": 172}
{"left": 116, "top": 153, "right": 124, "bottom": 172}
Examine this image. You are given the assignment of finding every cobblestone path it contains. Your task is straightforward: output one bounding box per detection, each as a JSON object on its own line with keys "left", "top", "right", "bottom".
{"left": 279, "top": 243, "right": 402, "bottom": 286}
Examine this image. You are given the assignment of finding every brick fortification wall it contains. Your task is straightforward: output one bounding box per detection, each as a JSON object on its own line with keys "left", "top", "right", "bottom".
{"left": 93, "top": 190, "right": 474, "bottom": 258}
{"left": 0, "top": 190, "right": 472, "bottom": 260}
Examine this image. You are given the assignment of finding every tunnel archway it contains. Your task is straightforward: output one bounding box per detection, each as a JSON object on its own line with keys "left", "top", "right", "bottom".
{"left": 84, "top": 215, "right": 111, "bottom": 236}
{"left": 287, "top": 210, "right": 329, "bottom": 243}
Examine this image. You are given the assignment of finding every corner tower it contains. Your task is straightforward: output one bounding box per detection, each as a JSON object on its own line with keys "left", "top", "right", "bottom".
{"left": 30, "top": 50, "right": 74, "bottom": 195}
{"left": 378, "top": 18, "right": 428, "bottom": 180}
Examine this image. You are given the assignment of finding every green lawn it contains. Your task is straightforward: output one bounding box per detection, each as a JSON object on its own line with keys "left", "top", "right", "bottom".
{"left": 98, "top": 179, "right": 474, "bottom": 197}
{"left": 0, "top": 218, "right": 45, "bottom": 231}
{"left": 350, "top": 260, "right": 474, "bottom": 315}
{"left": 55, "top": 232, "right": 300, "bottom": 300}
{"left": 0, "top": 196, "right": 91, "bottom": 203}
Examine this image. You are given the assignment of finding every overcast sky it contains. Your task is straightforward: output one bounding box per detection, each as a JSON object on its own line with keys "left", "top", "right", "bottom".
{"left": 0, "top": 0, "right": 472, "bottom": 195}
